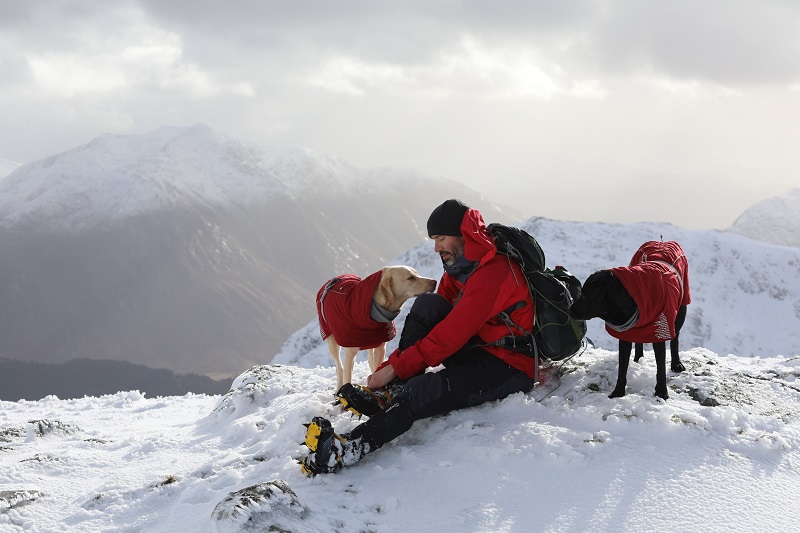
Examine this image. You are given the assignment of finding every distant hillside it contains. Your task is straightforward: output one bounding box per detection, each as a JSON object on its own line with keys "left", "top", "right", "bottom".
{"left": 728, "top": 188, "right": 800, "bottom": 247}
{"left": 0, "top": 358, "right": 230, "bottom": 401}
{"left": 0, "top": 125, "right": 519, "bottom": 377}
{"left": 275, "top": 216, "right": 800, "bottom": 369}
{"left": 0, "top": 158, "right": 20, "bottom": 178}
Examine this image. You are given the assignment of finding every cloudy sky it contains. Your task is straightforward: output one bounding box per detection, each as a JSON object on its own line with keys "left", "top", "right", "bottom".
{"left": 1, "top": 1, "right": 798, "bottom": 229}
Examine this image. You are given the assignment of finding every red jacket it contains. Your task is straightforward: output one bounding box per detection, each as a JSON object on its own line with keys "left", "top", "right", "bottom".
{"left": 606, "top": 262, "right": 683, "bottom": 343}
{"left": 629, "top": 241, "right": 691, "bottom": 306}
{"left": 387, "top": 209, "right": 537, "bottom": 380}
{"left": 317, "top": 271, "right": 396, "bottom": 349}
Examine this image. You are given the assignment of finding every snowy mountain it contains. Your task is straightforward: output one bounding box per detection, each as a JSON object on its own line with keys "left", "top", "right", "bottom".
{"left": 0, "top": 124, "right": 517, "bottom": 236}
{"left": 275, "top": 217, "right": 800, "bottom": 368}
{"left": 728, "top": 187, "right": 800, "bottom": 247}
{"left": 0, "top": 125, "right": 519, "bottom": 381}
{"left": 1, "top": 350, "right": 799, "bottom": 532}
{"left": 0, "top": 158, "right": 20, "bottom": 178}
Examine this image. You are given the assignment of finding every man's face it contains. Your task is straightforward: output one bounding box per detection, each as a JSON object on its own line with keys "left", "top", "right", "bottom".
{"left": 432, "top": 235, "right": 465, "bottom": 267}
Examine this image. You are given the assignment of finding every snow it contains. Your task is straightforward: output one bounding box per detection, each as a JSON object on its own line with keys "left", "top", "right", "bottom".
{"left": 2, "top": 350, "right": 799, "bottom": 532}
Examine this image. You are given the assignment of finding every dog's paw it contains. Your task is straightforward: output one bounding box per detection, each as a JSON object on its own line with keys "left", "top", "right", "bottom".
{"left": 654, "top": 387, "right": 669, "bottom": 400}
{"left": 608, "top": 387, "right": 627, "bottom": 399}
{"left": 671, "top": 361, "right": 686, "bottom": 373}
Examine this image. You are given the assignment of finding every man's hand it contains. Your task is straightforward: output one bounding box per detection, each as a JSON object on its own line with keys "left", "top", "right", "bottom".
{"left": 367, "top": 363, "right": 397, "bottom": 389}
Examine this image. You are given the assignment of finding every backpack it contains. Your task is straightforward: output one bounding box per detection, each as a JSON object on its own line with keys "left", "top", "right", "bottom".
{"left": 487, "top": 223, "right": 587, "bottom": 362}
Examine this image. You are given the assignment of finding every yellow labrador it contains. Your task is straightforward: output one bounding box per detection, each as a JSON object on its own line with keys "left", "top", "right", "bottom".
{"left": 316, "top": 266, "right": 436, "bottom": 389}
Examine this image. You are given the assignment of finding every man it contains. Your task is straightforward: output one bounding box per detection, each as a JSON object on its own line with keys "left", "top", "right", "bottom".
{"left": 300, "top": 199, "right": 538, "bottom": 475}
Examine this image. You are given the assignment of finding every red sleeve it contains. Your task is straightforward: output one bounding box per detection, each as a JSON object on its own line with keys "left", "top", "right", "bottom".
{"left": 374, "top": 356, "right": 394, "bottom": 373}
{"left": 389, "top": 261, "right": 518, "bottom": 379}
{"left": 436, "top": 273, "right": 460, "bottom": 303}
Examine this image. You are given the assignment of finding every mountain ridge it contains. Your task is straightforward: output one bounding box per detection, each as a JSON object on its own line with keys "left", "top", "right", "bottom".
{"left": 728, "top": 187, "right": 800, "bottom": 248}
{"left": 0, "top": 124, "right": 370, "bottom": 233}
{"left": 0, "top": 357, "right": 231, "bottom": 401}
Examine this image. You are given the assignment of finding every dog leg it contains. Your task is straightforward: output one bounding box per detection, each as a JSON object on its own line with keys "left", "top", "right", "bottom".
{"left": 610, "top": 340, "right": 633, "bottom": 398}
{"left": 634, "top": 343, "right": 645, "bottom": 363}
{"left": 326, "top": 337, "right": 345, "bottom": 390}
{"left": 368, "top": 343, "right": 387, "bottom": 373}
{"left": 653, "top": 342, "right": 669, "bottom": 400}
{"left": 670, "top": 305, "right": 688, "bottom": 373}
{"left": 669, "top": 338, "right": 684, "bottom": 373}
{"left": 342, "top": 346, "right": 359, "bottom": 387}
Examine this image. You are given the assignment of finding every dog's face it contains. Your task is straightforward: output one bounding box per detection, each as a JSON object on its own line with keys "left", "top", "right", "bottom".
{"left": 570, "top": 270, "right": 637, "bottom": 325}
{"left": 376, "top": 265, "right": 437, "bottom": 311}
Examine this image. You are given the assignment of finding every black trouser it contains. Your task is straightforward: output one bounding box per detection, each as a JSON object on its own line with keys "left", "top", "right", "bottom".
{"left": 348, "top": 293, "right": 534, "bottom": 449}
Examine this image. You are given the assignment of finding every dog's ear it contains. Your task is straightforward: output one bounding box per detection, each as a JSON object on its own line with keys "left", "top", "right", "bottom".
{"left": 376, "top": 268, "right": 395, "bottom": 309}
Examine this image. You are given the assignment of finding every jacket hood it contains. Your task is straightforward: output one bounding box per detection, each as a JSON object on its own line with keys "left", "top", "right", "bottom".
{"left": 460, "top": 208, "right": 497, "bottom": 266}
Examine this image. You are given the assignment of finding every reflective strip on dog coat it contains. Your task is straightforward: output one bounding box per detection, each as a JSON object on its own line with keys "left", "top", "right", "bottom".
{"left": 316, "top": 271, "right": 396, "bottom": 349}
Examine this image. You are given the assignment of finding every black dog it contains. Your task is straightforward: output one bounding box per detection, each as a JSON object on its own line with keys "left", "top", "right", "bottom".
{"left": 570, "top": 241, "right": 690, "bottom": 400}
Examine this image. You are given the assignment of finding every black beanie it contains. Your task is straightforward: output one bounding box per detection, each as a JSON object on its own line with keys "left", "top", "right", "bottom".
{"left": 427, "top": 199, "right": 469, "bottom": 237}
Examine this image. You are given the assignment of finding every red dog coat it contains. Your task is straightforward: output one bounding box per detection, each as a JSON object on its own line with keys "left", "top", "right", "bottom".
{"left": 606, "top": 241, "right": 690, "bottom": 344}
{"left": 316, "top": 271, "right": 396, "bottom": 349}
{"left": 628, "top": 240, "right": 691, "bottom": 306}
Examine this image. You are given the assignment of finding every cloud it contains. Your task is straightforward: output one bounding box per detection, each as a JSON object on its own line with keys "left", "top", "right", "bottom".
{"left": 647, "top": 77, "right": 742, "bottom": 100}
{"left": 589, "top": 0, "right": 800, "bottom": 84}
{"left": 309, "top": 57, "right": 409, "bottom": 97}
{"left": 20, "top": 10, "right": 252, "bottom": 99}
{"left": 2, "top": 0, "right": 800, "bottom": 229}
{"left": 308, "top": 37, "right": 607, "bottom": 101}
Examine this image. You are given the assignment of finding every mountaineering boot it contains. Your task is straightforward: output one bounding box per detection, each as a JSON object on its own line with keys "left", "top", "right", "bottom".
{"left": 335, "top": 380, "right": 410, "bottom": 417}
{"left": 383, "top": 379, "right": 409, "bottom": 405}
{"left": 299, "top": 417, "right": 374, "bottom": 476}
{"left": 299, "top": 417, "right": 344, "bottom": 475}
{"left": 335, "top": 383, "right": 390, "bottom": 417}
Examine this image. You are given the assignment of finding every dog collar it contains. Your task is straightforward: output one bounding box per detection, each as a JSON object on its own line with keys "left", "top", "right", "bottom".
{"left": 370, "top": 300, "right": 400, "bottom": 323}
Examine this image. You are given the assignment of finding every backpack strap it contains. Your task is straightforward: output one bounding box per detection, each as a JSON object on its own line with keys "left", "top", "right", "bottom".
{"left": 487, "top": 300, "right": 536, "bottom": 356}
{"left": 496, "top": 300, "right": 529, "bottom": 332}
{"left": 482, "top": 328, "right": 540, "bottom": 384}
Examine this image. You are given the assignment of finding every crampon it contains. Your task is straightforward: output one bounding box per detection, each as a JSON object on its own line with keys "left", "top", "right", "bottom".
{"left": 334, "top": 383, "right": 395, "bottom": 417}
{"left": 299, "top": 417, "right": 345, "bottom": 476}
